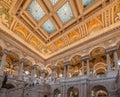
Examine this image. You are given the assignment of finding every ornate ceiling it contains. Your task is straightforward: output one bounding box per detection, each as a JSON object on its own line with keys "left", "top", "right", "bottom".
{"left": 0, "top": 0, "right": 120, "bottom": 59}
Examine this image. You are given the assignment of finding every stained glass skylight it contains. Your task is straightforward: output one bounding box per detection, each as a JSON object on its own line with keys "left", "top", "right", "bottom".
{"left": 28, "top": 0, "right": 45, "bottom": 21}
{"left": 42, "top": 19, "right": 56, "bottom": 34}
{"left": 82, "top": 0, "right": 95, "bottom": 6}
{"left": 50, "top": 0, "right": 59, "bottom": 5}
{"left": 57, "top": 2, "right": 73, "bottom": 23}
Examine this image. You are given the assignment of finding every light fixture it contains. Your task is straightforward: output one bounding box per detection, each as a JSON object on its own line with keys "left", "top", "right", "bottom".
{"left": 34, "top": 74, "right": 37, "bottom": 77}
{"left": 25, "top": 70, "right": 30, "bottom": 75}
{"left": 118, "top": 60, "right": 120, "bottom": 66}
{"left": 59, "top": 73, "right": 62, "bottom": 78}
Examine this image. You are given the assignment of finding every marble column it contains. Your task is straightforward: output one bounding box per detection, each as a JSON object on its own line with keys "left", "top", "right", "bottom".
{"left": 67, "top": 64, "right": 70, "bottom": 78}
{"left": 52, "top": 66, "right": 56, "bottom": 76}
{"left": 80, "top": 84, "right": 83, "bottom": 97}
{"left": 31, "top": 66, "right": 36, "bottom": 83}
{"left": 106, "top": 53, "right": 111, "bottom": 72}
{"left": 0, "top": 88, "right": 7, "bottom": 97}
{"left": 18, "top": 58, "right": 24, "bottom": 80}
{"left": 87, "top": 59, "right": 90, "bottom": 76}
{"left": 41, "top": 70, "right": 45, "bottom": 78}
{"left": 0, "top": 49, "right": 8, "bottom": 75}
{"left": 113, "top": 50, "right": 119, "bottom": 70}
{"left": 64, "top": 61, "right": 70, "bottom": 78}
{"left": 51, "top": 65, "right": 57, "bottom": 82}
{"left": 82, "top": 61, "right": 84, "bottom": 75}
{"left": 64, "top": 65, "right": 66, "bottom": 78}
{"left": 81, "top": 83, "right": 88, "bottom": 97}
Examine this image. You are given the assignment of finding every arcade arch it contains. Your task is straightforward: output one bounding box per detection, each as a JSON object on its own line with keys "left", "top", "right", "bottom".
{"left": 91, "top": 85, "right": 108, "bottom": 97}
{"left": 54, "top": 89, "right": 61, "bottom": 97}
{"left": 67, "top": 87, "right": 79, "bottom": 97}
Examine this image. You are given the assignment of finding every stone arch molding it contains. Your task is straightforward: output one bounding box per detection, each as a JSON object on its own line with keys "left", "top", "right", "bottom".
{"left": 7, "top": 47, "right": 24, "bottom": 59}
{"left": 7, "top": 82, "right": 17, "bottom": 88}
{"left": 55, "top": 59, "right": 64, "bottom": 66}
{"left": 53, "top": 88, "right": 61, "bottom": 93}
{"left": 91, "top": 85, "right": 109, "bottom": 97}
{"left": 24, "top": 56, "right": 35, "bottom": 65}
{"left": 88, "top": 46, "right": 106, "bottom": 55}
{"left": 67, "top": 86, "right": 79, "bottom": 91}
{"left": 36, "top": 62, "right": 44, "bottom": 68}
{"left": 90, "top": 84, "right": 109, "bottom": 93}
{"left": 69, "top": 54, "right": 81, "bottom": 61}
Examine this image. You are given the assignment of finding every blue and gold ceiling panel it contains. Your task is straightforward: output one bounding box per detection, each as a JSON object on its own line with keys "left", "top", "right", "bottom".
{"left": 57, "top": 2, "right": 73, "bottom": 23}
{"left": 28, "top": 0, "right": 45, "bottom": 21}
{"left": 42, "top": 19, "right": 56, "bottom": 34}
{"left": 82, "top": 0, "right": 95, "bottom": 6}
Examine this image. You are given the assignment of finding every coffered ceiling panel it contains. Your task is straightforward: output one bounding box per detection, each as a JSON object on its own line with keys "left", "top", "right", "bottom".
{"left": 28, "top": 0, "right": 45, "bottom": 21}
{"left": 57, "top": 2, "right": 73, "bottom": 23}
{"left": 42, "top": 19, "right": 56, "bottom": 34}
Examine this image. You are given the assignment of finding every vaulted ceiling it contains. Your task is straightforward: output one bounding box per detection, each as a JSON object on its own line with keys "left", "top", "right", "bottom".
{"left": 0, "top": 0, "right": 120, "bottom": 59}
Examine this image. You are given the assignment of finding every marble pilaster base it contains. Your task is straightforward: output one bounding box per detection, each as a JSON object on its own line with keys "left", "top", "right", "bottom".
{"left": 117, "top": 88, "right": 120, "bottom": 96}
{"left": 0, "top": 88, "right": 7, "bottom": 97}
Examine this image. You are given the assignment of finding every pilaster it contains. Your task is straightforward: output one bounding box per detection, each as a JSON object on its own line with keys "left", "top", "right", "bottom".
{"left": 0, "top": 49, "right": 8, "bottom": 76}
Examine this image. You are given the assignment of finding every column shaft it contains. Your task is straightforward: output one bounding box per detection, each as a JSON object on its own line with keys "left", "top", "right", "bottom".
{"left": 0, "top": 49, "right": 8, "bottom": 70}
{"left": 0, "top": 49, "right": 8, "bottom": 75}
{"left": 113, "top": 51, "right": 119, "bottom": 69}
{"left": 67, "top": 65, "right": 70, "bottom": 77}
{"left": 87, "top": 59, "right": 90, "bottom": 76}
{"left": 106, "top": 53, "right": 111, "bottom": 72}
{"left": 82, "top": 61, "right": 84, "bottom": 75}
{"left": 64, "top": 66, "right": 66, "bottom": 78}
{"left": 31, "top": 67, "right": 36, "bottom": 82}
{"left": 18, "top": 59, "right": 24, "bottom": 79}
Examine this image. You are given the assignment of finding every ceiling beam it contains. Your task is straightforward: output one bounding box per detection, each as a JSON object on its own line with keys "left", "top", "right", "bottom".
{"left": 69, "top": 0, "right": 78, "bottom": 18}
{"left": 76, "top": 0, "right": 84, "bottom": 15}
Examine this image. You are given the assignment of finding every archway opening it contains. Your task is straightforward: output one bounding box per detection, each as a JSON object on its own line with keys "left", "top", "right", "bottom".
{"left": 5, "top": 51, "right": 19, "bottom": 77}
{"left": 56, "top": 61, "right": 64, "bottom": 78}
{"left": 90, "top": 47, "right": 106, "bottom": 76}
{"left": 70, "top": 55, "right": 81, "bottom": 77}
{"left": 91, "top": 85, "right": 108, "bottom": 97}
{"left": 3, "top": 83, "right": 15, "bottom": 89}
{"left": 97, "top": 90, "right": 107, "bottom": 97}
{"left": 67, "top": 87, "right": 79, "bottom": 97}
{"left": 54, "top": 89, "right": 61, "bottom": 97}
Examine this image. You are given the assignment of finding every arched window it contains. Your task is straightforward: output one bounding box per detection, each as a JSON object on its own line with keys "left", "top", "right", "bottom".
{"left": 54, "top": 89, "right": 61, "bottom": 97}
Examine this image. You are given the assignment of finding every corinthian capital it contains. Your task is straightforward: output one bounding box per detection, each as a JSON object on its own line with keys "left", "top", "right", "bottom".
{"left": 19, "top": 58, "right": 25, "bottom": 64}
{"left": 2, "top": 49, "right": 8, "bottom": 55}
